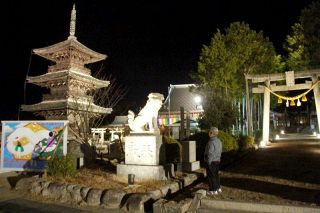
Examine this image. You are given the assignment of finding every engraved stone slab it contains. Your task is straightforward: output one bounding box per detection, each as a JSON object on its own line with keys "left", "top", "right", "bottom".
{"left": 124, "top": 133, "right": 164, "bottom": 165}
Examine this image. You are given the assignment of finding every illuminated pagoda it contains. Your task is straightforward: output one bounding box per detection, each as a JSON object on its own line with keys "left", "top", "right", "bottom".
{"left": 21, "top": 4, "right": 112, "bottom": 123}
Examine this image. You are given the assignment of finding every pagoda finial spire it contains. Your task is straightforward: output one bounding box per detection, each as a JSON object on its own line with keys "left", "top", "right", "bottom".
{"left": 68, "top": 4, "right": 77, "bottom": 40}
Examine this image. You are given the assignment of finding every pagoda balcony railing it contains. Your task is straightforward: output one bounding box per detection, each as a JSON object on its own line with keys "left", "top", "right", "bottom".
{"left": 43, "top": 94, "right": 67, "bottom": 101}
{"left": 48, "top": 63, "right": 91, "bottom": 75}
{"left": 43, "top": 94, "right": 95, "bottom": 103}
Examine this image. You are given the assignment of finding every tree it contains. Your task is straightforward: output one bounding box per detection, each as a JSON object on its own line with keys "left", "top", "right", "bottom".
{"left": 198, "top": 91, "right": 238, "bottom": 131}
{"left": 69, "top": 70, "right": 128, "bottom": 163}
{"left": 284, "top": 1, "right": 320, "bottom": 70}
{"left": 194, "top": 22, "right": 279, "bottom": 134}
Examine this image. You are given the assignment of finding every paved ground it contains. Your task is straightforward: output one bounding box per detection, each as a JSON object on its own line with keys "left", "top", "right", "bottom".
{"left": 195, "top": 133, "right": 320, "bottom": 211}
{"left": 0, "top": 172, "right": 117, "bottom": 213}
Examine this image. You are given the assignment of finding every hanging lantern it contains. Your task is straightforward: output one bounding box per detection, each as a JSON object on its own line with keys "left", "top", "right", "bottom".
{"left": 297, "top": 98, "right": 301, "bottom": 107}
{"left": 301, "top": 95, "right": 307, "bottom": 102}
{"left": 286, "top": 100, "right": 289, "bottom": 107}
{"left": 290, "top": 99, "right": 295, "bottom": 106}
{"left": 277, "top": 97, "right": 283, "bottom": 104}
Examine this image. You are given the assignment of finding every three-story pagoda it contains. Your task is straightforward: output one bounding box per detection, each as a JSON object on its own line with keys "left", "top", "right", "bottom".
{"left": 21, "top": 5, "right": 112, "bottom": 123}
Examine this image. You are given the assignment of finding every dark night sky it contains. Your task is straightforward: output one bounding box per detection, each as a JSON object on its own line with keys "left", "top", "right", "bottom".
{"left": 0, "top": 0, "right": 315, "bottom": 120}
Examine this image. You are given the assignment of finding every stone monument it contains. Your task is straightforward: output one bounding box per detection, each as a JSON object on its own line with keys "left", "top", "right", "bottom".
{"left": 177, "top": 141, "right": 200, "bottom": 172}
{"left": 117, "top": 93, "right": 167, "bottom": 180}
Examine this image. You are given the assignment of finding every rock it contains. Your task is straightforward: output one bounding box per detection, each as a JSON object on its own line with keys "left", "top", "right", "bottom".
{"left": 101, "top": 189, "right": 126, "bottom": 208}
{"left": 66, "top": 185, "right": 83, "bottom": 204}
{"left": 153, "top": 198, "right": 167, "bottom": 213}
{"left": 163, "top": 199, "right": 192, "bottom": 213}
{"left": 15, "top": 176, "right": 39, "bottom": 191}
{"left": 86, "top": 188, "right": 103, "bottom": 206}
{"left": 80, "top": 186, "right": 91, "bottom": 200}
{"left": 169, "top": 182, "right": 180, "bottom": 194}
{"left": 30, "top": 180, "right": 43, "bottom": 195}
{"left": 159, "top": 184, "right": 170, "bottom": 196}
{"left": 193, "top": 189, "right": 206, "bottom": 197}
{"left": 148, "top": 189, "right": 162, "bottom": 200}
{"left": 40, "top": 180, "right": 51, "bottom": 189}
{"left": 121, "top": 193, "right": 151, "bottom": 213}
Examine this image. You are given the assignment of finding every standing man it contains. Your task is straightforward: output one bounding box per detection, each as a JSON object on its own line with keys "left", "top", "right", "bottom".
{"left": 204, "top": 127, "right": 222, "bottom": 195}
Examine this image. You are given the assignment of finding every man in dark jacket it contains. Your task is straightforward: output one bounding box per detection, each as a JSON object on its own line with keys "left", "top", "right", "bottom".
{"left": 204, "top": 127, "right": 222, "bottom": 195}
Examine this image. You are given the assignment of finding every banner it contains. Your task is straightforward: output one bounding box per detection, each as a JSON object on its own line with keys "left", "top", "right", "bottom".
{"left": 1, "top": 120, "right": 68, "bottom": 171}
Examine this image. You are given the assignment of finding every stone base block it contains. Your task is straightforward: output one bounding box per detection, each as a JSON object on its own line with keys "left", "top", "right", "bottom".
{"left": 117, "top": 164, "right": 167, "bottom": 180}
{"left": 177, "top": 161, "right": 200, "bottom": 172}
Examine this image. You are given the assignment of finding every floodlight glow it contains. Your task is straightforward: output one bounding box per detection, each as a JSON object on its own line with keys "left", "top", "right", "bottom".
{"left": 275, "top": 134, "right": 280, "bottom": 140}
{"left": 259, "top": 140, "right": 266, "bottom": 148}
{"left": 313, "top": 132, "right": 317, "bottom": 136}
{"left": 194, "top": 96, "right": 202, "bottom": 105}
{"left": 280, "top": 130, "right": 284, "bottom": 134}
{"left": 317, "top": 134, "right": 320, "bottom": 139}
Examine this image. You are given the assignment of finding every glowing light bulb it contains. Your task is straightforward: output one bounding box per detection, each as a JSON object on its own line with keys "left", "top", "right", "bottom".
{"left": 297, "top": 99, "right": 301, "bottom": 107}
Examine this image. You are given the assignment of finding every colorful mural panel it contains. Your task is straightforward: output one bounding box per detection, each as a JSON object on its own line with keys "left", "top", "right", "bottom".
{"left": 1, "top": 121, "right": 68, "bottom": 171}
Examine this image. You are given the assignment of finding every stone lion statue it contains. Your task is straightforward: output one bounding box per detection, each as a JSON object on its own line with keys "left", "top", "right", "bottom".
{"left": 128, "top": 93, "right": 164, "bottom": 132}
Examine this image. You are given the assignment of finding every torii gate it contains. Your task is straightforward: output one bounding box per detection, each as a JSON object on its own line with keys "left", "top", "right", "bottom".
{"left": 246, "top": 70, "right": 320, "bottom": 146}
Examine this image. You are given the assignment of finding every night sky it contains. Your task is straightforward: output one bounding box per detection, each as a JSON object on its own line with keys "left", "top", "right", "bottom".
{"left": 0, "top": 0, "right": 315, "bottom": 120}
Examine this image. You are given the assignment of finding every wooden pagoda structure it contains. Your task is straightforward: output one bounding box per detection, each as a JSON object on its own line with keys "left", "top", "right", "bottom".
{"left": 21, "top": 4, "right": 112, "bottom": 123}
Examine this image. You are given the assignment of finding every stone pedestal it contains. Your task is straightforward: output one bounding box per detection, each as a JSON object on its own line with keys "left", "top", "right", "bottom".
{"left": 117, "top": 164, "right": 166, "bottom": 180}
{"left": 117, "top": 132, "right": 166, "bottom": 180}
{"left": 177, "top": 141, "right": 200, "bottom": 172}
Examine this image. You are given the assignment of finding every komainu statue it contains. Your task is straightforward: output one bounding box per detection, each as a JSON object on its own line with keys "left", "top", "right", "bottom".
{"left": 128, "top": 93, "right": 164, "bottom": 132}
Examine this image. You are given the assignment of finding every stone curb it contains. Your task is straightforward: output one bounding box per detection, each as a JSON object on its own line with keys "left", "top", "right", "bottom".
{"left": 200, "top": 198, "right": 320, "bottom": 213}
{"left": 15, "top": 170, "right": 204, "bottom": 212}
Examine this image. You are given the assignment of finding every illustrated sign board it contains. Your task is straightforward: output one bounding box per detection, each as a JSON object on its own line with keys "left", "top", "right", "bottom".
{"left": 1, "top": 121, "right": 68, "bottom": 171}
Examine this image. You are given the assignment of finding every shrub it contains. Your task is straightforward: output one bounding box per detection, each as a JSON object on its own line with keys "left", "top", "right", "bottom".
{"left": 189, "top": 130, "right": 238, "bottom": 164}
{"left": 163, "top": 136, "right": 182, "bottom": 163}
{"left": 47, "top": 154, "right": 76, "bottom": 177}
{"left": 238, "top": 135, "right": 255, "bottom": 151}
{"left": 218, "top": 131, "right": 238, "bottom": 152}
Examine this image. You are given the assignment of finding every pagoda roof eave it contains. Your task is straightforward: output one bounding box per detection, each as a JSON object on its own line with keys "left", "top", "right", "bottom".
{"left": 21, "top": 100, "right": 112, "bottom": 114}
{"left": 27, "top": 70, "right": 110, "bottom": 89}
{"left": 33, "top": 38, "right": 107, "bottom": 64}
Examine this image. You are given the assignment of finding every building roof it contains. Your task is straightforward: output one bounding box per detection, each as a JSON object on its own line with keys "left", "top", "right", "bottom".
{"left": 161, "top": 84, "right": 203, "bottom": 112}
{"left": 33, "top": 37, "right": 107, "bottom": 64}
{"left": 27, "top": 69, "right": 110, "bottom": 89}
{"left": 21, "top": 99, "right": 112, "bottom": 114}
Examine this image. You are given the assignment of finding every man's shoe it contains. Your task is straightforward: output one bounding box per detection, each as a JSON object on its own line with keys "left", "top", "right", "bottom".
{"left": 207, "top": 190, "right": 218, "bottom": 196}
{"left": 218, "top": 188, "right": 222, "bottom": 193}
